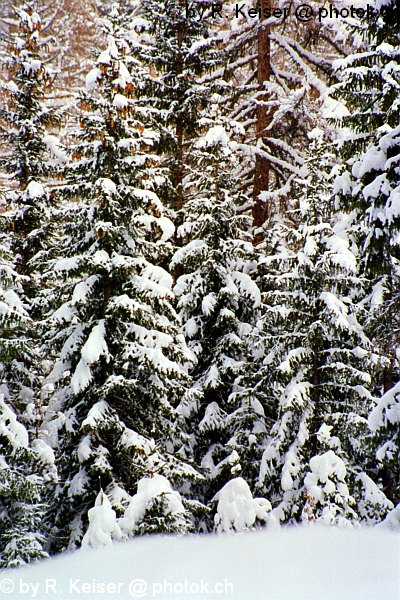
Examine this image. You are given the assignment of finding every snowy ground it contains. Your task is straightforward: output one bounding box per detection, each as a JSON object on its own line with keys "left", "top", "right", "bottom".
{"left": 2, "top": 527, "right": 399, "bottom": 600}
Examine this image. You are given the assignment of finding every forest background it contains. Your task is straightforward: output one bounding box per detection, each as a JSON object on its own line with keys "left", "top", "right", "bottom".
{"left": 0, "top": 0, "right": 399, "bottom": 568}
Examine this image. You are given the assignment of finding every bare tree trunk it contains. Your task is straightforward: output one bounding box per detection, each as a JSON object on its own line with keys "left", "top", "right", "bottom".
{"left": 253, "top": 0, "right": 271, "bottom": 245}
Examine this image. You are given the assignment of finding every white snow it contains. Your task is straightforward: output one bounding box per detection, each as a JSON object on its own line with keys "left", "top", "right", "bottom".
{"left": 71, "top": 321, "right": 109, "bottom": 393}
{"left": 98, "top": 50, "right": 111, "bottom": 65}
{"left": 157, "top": 216, "right": 175, "bottom": 242}
{"left": 120, "top": 427, "right": 151, "bottom": 454}
{"left": 353, "top": 146, "right": 386, "bottom": 178}
{"left": 386, "top": 189, "right": 400, "bottom": 223}
{"left": 31, "top": 439, "right": 56, "bottom": 477}
{"left": 82, "top": 491, "right": 122, "bottom": 550}
{"left": 92, "top": 250, "right": 111, "bottom": 267}
{"left": 304, "top": 450, "right": 349, "bottom": 508}
{"left": 71, "top": 276, "right": 98, "bottom": 304}
{"left": 54, "top": 257, "right": 80, "bottom": 272}
{"left": 357, "top": 473, "right": 393, "bottom": 520}
{"left": 189, "top": 37, "right": 209, "bottom": 55}
{"left": 97, "top": 177, "right": 116, "bottom": 195}
{"left": 81, "top": 401, "right": 109, "bottom": 432}
{"left": 141, "top": 264, "right": 173, "bottom": 291}
{"left": 113, "top": 93, "right": 128, "bottom": 109}
{"left": 319, "top": 291, "right": 350, "bottom": 329}
{"left": 334, "top": 171, "right": 352, "bottom": 196}
{"left": 281, "top": 446, "right": 301, "bottom": 491}
{"left": 185, "top": 317, "right": 198, "bottom": 338}
{"left": 368, "top": 381, "right": 400, "bottom": 432}
{"left": 81, "top": 320, "right": 109, "bottom": 364}
{"left": 114, "top": 61, "right": 132, "bottom": 88}
{"left": 86, "top": 67, "right": 102, "bottom": 90}
{"left": 199, "top": 402, "right": 226, "bottom": 432}
{"left": 0, "top": 394, "right": 29, "bottom": 449}
{"left": 71, "top": 360, "right": 92, "bottom": 395}
{"left": 7, "top": 80, "right": 19, "bottom": 93}
{"left": 24, "top": 58, "right": 42, "bottom": 74}
{"left": 2, "top": 289, "right": 27, "bottom": 315}
{"left": 231, "top": 271, "right": 261, "bottom": 306}
{"left": 310, "top": 450, "right": 346, "bottom": 484}
{"left": 370, "top": 280, "right": 385, "bottom": 309}
{"left": 4, "top": 526, "right": 400, "bottom": 599}
{"left": 26, "top": 180, "right": 45, "bottom": 199}
{"left": 204, "top": 125, "right": 229, "bottom": 147}
{"left": 202, "top": 293, "right": 217, "bottom": 316}
{"left": 363, "top": 173, "right": 385, "bottom": 201}
{"left": 43, "top": 135, "right": 68, "bottom": 162}
{"left": 68, "top": 469, "right": 90, "bottom": 497}
{"left": 377, "top": 503, "right": 400, "bottom": 532}
{"left": 214, "top": 478, "right": 272, "bottom": 533}
{"left": 77, "top": 434, "right": 92, "bottom": 463}
{"left": 172, "top": 240, "right": 206, "bottom": 270}
{"left": 95, "top": 35, "right": 119, "bottom": 66}
{"left": 204, "top": 364, "right": 220, "bottom": 388}
{"left": 119, "top": 475, "right": 186, "bottom": 536}
{"left": 321, "top": 94, "right": 350, "bottom": 119}
{"left": 316, "top": 423, "right": 333, "bottom": 444}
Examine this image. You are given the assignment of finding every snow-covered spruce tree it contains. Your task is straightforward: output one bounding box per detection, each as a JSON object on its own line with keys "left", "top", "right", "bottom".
{"left": 245, "top": 141, "right": 392, "bottom": 526}
{"left": 170, "top": 113, "right": 264, "bottom": 518}
{"left": 0, "top": 245, "right": 49, "bottom": 567}
{"left": 0, "top": 1, "right": 58, "bottom": 302}
{"left": 119, "top": 473, "right": 193, "bottom": 535}
{"left": 45, "top": 178, "right": 199, "bottom": 550}
{"left": 0, "top": 4, "right": 59, "bottom": 563}
{"left": 213, "top": 477, "right": 272, "bottom": 533}
{"left": 0, "top": 395, "right": 49, "bottom": 568}
{"left": 331, "top": 0, "right": 400, "bottom": 503}
{"left": 43, "top": 9, "right": 201, "bottom": 552}
{"left": 81, "top": 489, "right": 122, "bottom": 550}
{"left": 60, "top": 7, "right": 147, "bottom": 199}
{"left": 0, "top": 231, "right": 37, "bottom": 419}
{"left": 0, "top": 242, "right": 57, "bottom": 488}
{"left": 367, "top": 381, "right": 400, "bottom": 511}
{"left": 127, "top": 0, "right": 222, "bottom": 247}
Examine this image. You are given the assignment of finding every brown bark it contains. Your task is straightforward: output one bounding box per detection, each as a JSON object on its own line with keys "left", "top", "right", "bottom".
{"left": 253, "top": 0, "right": 272, "bottom": 245}
{"left": 383, "top": 369, "right": 393, "bottom": 393}
{"left": 378, "top": 466, "right": 394, "bottom": 503}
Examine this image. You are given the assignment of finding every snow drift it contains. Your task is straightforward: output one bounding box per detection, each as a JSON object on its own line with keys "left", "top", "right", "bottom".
{"left": 5, "top": 527, "right": 399, "bottom": 600}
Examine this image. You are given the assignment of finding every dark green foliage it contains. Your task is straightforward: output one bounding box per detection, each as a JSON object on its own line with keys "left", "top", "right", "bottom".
{"left": 42, "top": 8, "right": 202, "bottom": 550}
{"left": 0, "top": 2, "right": 58, "bottom": 289}
{"left": 171, "top": 115, "right": 262, "bottom": 510}
{"left": 0, "top": 397, "right": 48, "bottom": 568}
{"left": 240, "top": 144, "right": 391, "bottom": 524}
{"left": 331, "top": 0, "right": 400, "bottom": 504}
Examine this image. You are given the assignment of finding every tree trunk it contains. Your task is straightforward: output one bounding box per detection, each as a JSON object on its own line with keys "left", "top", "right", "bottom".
{"left": 383, "top": 369, "right": 393, "bottom": 393}
{"left": 253, "top": 0, "right": 272, "bottom": 245}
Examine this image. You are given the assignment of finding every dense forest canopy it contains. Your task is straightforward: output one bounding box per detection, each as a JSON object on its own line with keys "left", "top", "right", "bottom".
{"left": 0, "top": 0, "right": 399, "bottom": 566}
